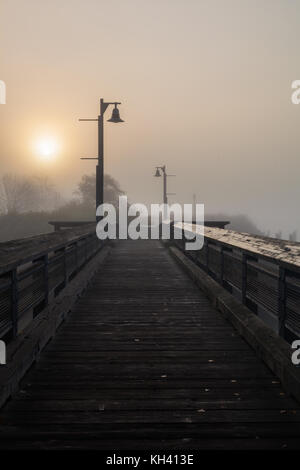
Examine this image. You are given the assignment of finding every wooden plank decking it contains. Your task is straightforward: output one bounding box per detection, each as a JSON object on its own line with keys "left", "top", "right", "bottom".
{"left": 0, "top": 240, "right": 300, "bottom": 450}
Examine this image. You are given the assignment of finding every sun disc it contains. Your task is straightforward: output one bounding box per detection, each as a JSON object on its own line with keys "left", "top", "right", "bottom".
{"left": 35, "top": 137, "right": 59, "bottom": 161}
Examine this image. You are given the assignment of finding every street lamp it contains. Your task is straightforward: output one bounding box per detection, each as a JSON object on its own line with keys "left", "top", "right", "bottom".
{"left": 79, "top": 98, "right": 124, "bottom": 219}
{"left": 154, "top": 165, "right": 176, "bottom": 206}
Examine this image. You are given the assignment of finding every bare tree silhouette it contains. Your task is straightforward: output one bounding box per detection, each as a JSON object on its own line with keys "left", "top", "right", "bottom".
{"left": 74, "top": 173, "right": 124, "bottom": 207}
{"left": 0, "top": 174, "right": 61, "bottom": 214}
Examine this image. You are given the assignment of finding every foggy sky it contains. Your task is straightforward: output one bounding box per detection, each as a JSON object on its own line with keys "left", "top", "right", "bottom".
{"left": 0, "top": 0, "right": 300, "bottom": 238}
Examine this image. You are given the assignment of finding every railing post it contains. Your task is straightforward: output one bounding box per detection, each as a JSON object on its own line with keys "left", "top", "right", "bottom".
{"left": 242, "top": 253, "right": 247, "bottom": 304}
{"left": 63, "top": 247, "right": 67, "bottom": 287}
{"left": 75, "top": 241, "right": 78, "bottom": 274}
{"left": 181, "top": 227, "right": 185, "bottom": 252}
{"left": 11, "top": 269, "right": 18, "bottom": 338}
{"left": 44, "top": 254, "right": 49, "bottom": 306}
{"left": 278, "top": 266, "right": 286, "bottom": 338}
{"left": 205, "top": 240, "right": 209, "bottom": 271}
{"left": 84, "top": 237, "right": 88, "bottom": 264}
{"left": 170, "top": 221, "right": 174, "bottom": 242}
{"left": 220, "top": 245, "right": 224, "bottom": 284}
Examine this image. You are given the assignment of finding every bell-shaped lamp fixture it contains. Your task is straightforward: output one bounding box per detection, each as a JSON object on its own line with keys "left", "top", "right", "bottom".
{"left": 154, "top": 167, "right": 161, "bottom": 177}
{"left": 107, "top": 104, "right": 124, "bottom": 123}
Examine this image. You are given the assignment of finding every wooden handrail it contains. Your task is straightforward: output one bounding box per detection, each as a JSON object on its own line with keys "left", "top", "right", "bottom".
{"left": 0, "top": 223, "right": 96, "bottom": 275}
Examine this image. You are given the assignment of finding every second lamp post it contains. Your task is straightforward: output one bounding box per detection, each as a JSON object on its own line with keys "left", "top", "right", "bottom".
{"left": 154, "top": 165, "right": 175, "bottom": 206}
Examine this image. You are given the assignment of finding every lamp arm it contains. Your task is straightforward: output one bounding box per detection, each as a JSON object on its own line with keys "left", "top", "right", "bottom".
{"left": 101, "top": 99, "right": 122, "bottom": 116}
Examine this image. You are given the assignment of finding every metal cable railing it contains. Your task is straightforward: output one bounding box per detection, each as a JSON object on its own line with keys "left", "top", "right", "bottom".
{"left": 171, "top": 223, "right": 300, "bottom": 342}
{"left": 0, "top": 225, "right": 102, "bottom": 342}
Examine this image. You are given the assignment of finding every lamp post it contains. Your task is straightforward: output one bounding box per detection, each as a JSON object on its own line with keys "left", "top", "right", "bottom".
{"left": 79, "top": 98, "right": 124, "bottom": 219}
{"left": 154, "top": 165, "right": 176, "bottom": 206}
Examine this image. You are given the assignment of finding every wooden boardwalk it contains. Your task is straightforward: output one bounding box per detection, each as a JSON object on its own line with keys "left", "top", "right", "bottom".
{"left": 0, "top": 240, "right": 300, "bottom": 449}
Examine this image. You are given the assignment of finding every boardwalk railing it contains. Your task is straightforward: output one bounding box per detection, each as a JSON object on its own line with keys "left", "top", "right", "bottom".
{"left": 171, "top": 223, "right": 300, "bottom": 342}
{"left": 0, "top": 224, "right": 102, "bottom": 342}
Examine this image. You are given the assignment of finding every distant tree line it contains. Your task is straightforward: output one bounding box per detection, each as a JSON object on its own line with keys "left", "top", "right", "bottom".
{"left": 0, "top": 174, "right": 61, "bottom": 214}
{"left": 0, "top": 173, "right": 298, "bottom": 243}
{"left": 0, "top": 173, "right": 124, "bottom": 242}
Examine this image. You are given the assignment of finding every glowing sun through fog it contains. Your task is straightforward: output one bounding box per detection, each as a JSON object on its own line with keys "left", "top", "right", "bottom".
{"left": 34, "top": 137, "right": 60, "bottom": 162}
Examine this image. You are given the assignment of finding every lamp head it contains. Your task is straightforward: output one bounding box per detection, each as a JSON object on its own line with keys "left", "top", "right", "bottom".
{"left": 107, "top": 104, "right": 124, "bottom": 123}
{"left": 154, "top": 167, "right": 161, "bottom": 177}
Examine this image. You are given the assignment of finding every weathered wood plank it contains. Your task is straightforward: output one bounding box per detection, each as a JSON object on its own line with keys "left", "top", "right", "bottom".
{"left": 2, "top": 409, "right": 300, "bottom": 425}
{"left": 8, "top": 398, "right": 297, "bottom": 412}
